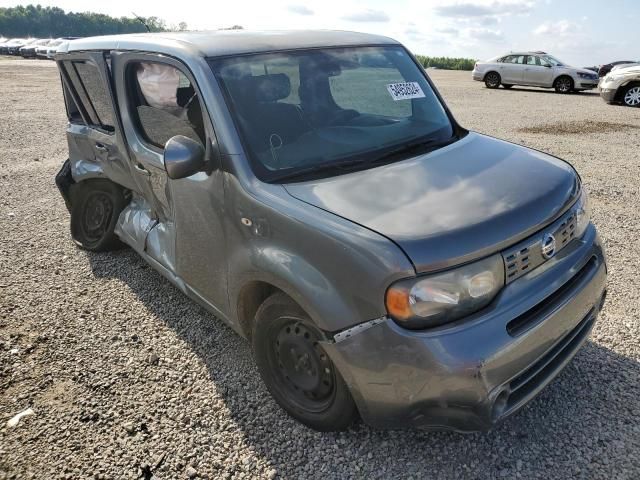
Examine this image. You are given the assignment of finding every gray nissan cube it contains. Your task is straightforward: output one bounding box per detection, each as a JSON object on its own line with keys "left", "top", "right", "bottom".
{"left": 54, "top": 30, "right": 607, "bottom": 432}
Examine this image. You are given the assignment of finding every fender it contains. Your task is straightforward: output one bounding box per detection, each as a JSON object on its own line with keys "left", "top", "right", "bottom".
{"left": 223, "top": 173, "right": 416, "bottom": 335}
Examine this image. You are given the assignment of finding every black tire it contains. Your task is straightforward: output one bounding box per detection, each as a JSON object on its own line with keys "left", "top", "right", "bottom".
{"left": 69, "top": 179, "right": 128, "bottom": 252}
{"left": 252, "top": 293, "right": 358, "bottom": 431}
{"left": 484, "top": 72, "right": 501, "bottom": 89}
{"left": 554, "top": 76, "right": 573, "bottom": 93}
{"left": 622, "top": 83, "right": 640, "bottom": 107}
{"left": 502, "top": 84, "right": 513, "bottom": 89}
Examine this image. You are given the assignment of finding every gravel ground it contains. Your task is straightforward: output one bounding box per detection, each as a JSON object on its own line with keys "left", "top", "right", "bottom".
{"left": 1, "top": 59, "right": 639, "bottom": 479}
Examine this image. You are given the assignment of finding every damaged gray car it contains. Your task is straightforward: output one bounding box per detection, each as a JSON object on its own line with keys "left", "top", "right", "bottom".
{"left": 54, "top": 31, "right": 607, "bottom": 432}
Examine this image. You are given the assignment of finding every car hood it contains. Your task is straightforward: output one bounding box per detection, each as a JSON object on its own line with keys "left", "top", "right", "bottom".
{"left": 284, "top": 132, "right": 579, "bottom": 273}
{"left": 612, "top": 65, "right": 640, "bottom": 75}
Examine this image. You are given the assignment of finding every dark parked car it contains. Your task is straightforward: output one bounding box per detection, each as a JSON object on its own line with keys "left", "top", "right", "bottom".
{"left": 53, "top": 31, "right": 607, "bottom": 432}
{"left": 20, "top": 38, "right": 52, "bottom": 58}
{"left": 598, "top": 60, "right": 637, "bottom": 77}
{"left": 0, "top": 38, "right": 26, "bottom": 55}
{"left": 7, "top": 38, "right": 37, "bottom": 55}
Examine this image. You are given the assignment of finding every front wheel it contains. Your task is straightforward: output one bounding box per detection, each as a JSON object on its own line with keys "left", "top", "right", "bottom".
{"left": 484, "top": 72, "right": 501, "bottom": 89}
{"left": 554, "top": 76, "right": 573, "bottom": 93}
{"left": 252, "top": 293, "right": 358, "bottom": 431}
{"left": 622, "top": 84, "right": 640, "bottom": 107}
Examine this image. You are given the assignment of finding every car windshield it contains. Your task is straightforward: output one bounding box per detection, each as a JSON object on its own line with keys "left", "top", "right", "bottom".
{"left": 541, "top": 55, "right": 564, "bottom": 66}
{"left": 209, "top": 46, "right": 454, "bottom": 182}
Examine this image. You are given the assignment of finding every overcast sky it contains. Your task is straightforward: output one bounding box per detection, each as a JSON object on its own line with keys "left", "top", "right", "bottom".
{"left": 2, "top": 0, "right": 638, "bottom": 65}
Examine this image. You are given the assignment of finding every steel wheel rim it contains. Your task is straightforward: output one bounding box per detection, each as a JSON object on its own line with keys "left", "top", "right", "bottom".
{"left": 624, "top": 87, "right": 640, "bottom": 106}
{"left": 269, "top": 319, "right": 336, "bottom": 413}
{"left": 81, "top": 192, "right": 113, "bottom": 243}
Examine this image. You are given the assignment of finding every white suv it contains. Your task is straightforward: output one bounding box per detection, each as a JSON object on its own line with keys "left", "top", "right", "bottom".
{"left": 600, "top": 65, "right": 640, "bottom": 107}
{"left": 473, "top": 52, "right": 600, "bottom": 93}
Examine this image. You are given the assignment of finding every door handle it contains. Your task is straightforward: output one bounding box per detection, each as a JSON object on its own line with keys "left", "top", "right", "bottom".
{"left": 134, "top": 163, "right": 151, "bottom": 176}
{"left": 94, "top": 143, "right": 108, "bottom": 152}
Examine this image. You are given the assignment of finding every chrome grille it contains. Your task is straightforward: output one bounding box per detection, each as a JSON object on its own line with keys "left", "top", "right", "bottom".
{"left": 502, "top": 210, "right": 578, "bottom": 284}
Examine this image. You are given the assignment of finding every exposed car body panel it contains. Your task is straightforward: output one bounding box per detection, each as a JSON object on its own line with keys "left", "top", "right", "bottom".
{"left": 285, "top": 132, "right": 578, "bottom": 273}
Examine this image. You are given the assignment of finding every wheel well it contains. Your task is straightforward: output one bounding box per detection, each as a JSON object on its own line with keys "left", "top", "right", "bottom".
{"left": 618, "top": 81, "right": 640, "bottom": 101}
{"left": 484, "top": 70, "right": 499, "bottom": 80}
{"left": 68, "top": 177, "right": 130, "bottom": 205}
{"left": 554, "top": 75, "right": 574, "bottom": 86}
{"left": 236, "top": 281, "right": 284, "bottom": 339}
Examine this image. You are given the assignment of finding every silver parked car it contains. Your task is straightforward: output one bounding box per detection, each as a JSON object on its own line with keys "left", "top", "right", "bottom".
{"left": 473, "top": 51, "right": 600, "bottom": 93}
{"left": 54, "top": 31, "right": 607, "bottom": 432}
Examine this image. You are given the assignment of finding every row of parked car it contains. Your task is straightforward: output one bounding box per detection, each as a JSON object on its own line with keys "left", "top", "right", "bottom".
{"left": 0, "top": 37, "right": 78, "bottom": 59}
{"left": 472, "top": 51, "right": 640, "bottom": 107}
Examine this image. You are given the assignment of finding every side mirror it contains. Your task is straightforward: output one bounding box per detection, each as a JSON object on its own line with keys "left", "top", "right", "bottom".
{"left": 543, "top": 64, "right": 552, "bottom": 68}
{"left": 163, "top": 135, "right": 205, "bottom": 180}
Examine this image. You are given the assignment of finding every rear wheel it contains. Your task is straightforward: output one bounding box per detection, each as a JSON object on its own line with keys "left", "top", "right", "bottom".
{"left": 554, "top": 76, "right": 573, "bottom": 93}
{"left": 622, "top": 84, "right": 640, "bottom": 107}
{"left": 252, "top": 293, "right": 357, "bottom": 431}
{"left": 484, "top": 72, "right": 501, "bottom": 89}
{"left": 70, "top": 179, "right": 128, "bottom": 252}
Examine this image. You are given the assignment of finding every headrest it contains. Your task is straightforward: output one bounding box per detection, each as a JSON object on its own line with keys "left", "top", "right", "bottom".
{"left": 251, "top": 74, "right": 291, "bottom": 102}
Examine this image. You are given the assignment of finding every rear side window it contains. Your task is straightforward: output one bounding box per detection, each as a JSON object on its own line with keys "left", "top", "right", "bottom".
{"left": 61, "top": 79, "right": 83, "bottom": 124}
{"left": 62, "top": 60, "right": 114, "bottom": 132}
{"left": 503, "top": 55, "right": 525, "bottom": 64}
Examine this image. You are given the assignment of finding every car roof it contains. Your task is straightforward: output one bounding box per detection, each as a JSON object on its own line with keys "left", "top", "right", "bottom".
{"left": 59, "top": 30, "right": 399, "bottom": 58}
{"left": 501, "top": 51, "right": 548, "bottom": 56}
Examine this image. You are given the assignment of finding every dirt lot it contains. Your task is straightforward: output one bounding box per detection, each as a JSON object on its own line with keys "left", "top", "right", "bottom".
{"left": 1, "top": 58, "right": 639, "bottom": 479}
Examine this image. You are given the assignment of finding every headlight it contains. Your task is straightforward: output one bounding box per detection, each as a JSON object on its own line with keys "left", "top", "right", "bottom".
{"left": 386, "top": 254, "right": 504, "bottom": 329}
{"left": 578, "top": 72, "right": 594, "bottom": 79}
{"left": 575, "top": 189, "right": 591, "bottom": 238}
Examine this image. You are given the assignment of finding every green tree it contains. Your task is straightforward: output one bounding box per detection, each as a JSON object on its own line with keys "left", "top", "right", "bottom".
{"left": 414, "top": 55, "right": 477, "bottom": 71}
{"left": 0, "top": 5, "right": 186, "bottom": 38}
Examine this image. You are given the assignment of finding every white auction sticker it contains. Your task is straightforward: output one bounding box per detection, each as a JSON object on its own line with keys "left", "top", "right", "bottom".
{"left": 387, "top": 82, "right": 426, "bottom": 101}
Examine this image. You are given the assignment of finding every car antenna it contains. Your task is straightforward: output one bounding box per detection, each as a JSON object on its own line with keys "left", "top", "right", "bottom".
{"left": 132, "top": 12, "right": 151, "bottom": 32}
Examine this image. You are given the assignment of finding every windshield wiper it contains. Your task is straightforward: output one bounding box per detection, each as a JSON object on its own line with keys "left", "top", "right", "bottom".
{"left": 367, "top": 135, "right": 455, "bottom": 166}
{"left": 269, "top": 157, "right": 369, "bottom": 183}
{"left": 270, "top": 135, "right": 457, "bottom": 183}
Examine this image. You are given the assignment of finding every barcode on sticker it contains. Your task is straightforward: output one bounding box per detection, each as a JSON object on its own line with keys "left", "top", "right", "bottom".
{"left": 387, "top": 82, "right": 426, "bottom": 101}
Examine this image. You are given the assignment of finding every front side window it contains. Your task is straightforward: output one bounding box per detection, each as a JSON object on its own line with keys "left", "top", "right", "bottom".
{"left": 127, "top": 61, "right": 206, "bottom": 149}
{"left": 540, "top": 55, "right": 564, "bottom": 67}
{"left": 209, "top": 46, "right": 454, "bottom": 182}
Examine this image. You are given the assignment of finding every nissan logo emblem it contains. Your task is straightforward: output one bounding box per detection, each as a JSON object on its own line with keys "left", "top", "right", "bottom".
{"left": 541, "top": 233, "right": 557, "bottom": 259}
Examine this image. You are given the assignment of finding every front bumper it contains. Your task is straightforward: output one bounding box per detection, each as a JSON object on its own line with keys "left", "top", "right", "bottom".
{"left": 600, "top": 87, "right": 618, "bottom": 103}
{"left": 324, "top": 225, "right": 606, "bottom": 431}
{"left": 576, "top": 79, "right": 598, "bottom": 90}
